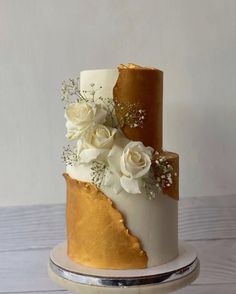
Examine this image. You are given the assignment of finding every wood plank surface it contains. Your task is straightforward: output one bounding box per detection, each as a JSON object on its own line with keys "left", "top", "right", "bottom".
{"left": 0, "top": 195, "right": 235, "bottom": 293}
{"left": 4, "top": 284, "right": 236, "bottom": 294}
{"left": 4, "top": 292, "right": 66, "bottom": 294}
{"left": 0, "top": 239, "right": 235, "bottom": 293}
{"left": 0, "top": 195, "right": 236, "bottom": 252}
{"left": 0, "top": 204, "right": 66, "bottom": 251}
{"left": 179, "top": 195, "right": 236, "bottom": 241}
{"left": 0, "top": 248, "right": 58, "bottom": 292}
{"left": 176, "top": 284, "right": 236, "bottom": 294}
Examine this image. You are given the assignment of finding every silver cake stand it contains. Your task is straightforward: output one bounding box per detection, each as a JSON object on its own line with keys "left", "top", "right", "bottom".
{"left": 48, "top": 241, "right": 199, "bottom": 293}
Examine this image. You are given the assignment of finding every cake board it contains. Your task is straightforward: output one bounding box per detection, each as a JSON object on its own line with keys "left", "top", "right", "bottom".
{"left": 48, "top": 241, "right": 199, "bottom": 293}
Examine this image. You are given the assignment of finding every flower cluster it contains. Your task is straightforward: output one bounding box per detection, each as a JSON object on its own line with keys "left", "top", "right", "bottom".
{"left": 62, "top": 80, "right": 175, "bottom": 199}
{"left": 64, "top": 98, "right": 154, "bottom": 194}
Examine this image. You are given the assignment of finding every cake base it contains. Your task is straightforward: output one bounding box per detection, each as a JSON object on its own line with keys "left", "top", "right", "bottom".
{"left": 48, "top": 241, "right": 199, "bottom": 293}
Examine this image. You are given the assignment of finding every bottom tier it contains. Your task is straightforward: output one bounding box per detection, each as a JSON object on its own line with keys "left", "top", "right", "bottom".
{"left": 65, "top": 151, "right": 179, "bottom": 269}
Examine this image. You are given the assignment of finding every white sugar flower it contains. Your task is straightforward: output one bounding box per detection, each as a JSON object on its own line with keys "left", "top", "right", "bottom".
{"left": 77, "top": 124, "right": 117, "bottom": 163}
{"left": 65, "top": 102, "right": 107, "bottom": 140}
{"left": 108, "top": 141, "right": 153, "bottom": 194}
{"left": 120, "top": 141, "right": 153, "bottom": 178}
{"left": 120, "top": 141, "right": 153, "bottom": 193}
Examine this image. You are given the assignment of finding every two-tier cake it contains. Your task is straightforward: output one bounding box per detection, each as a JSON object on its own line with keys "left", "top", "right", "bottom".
{"left": 62, "top": 63, "right": 179, "bottom": 270}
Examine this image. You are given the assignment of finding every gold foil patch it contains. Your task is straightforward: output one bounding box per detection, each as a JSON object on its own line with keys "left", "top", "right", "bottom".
{"left": 113, "top": 64, "right": 163, "bottom": 151}
{"left": 64, "top": 173, "right": 148, "bottom": 269}
{"left": 113, "top": 65, "right": 179, "bottom": 201}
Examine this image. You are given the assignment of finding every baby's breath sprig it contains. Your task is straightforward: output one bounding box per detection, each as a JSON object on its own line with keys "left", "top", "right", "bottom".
{"left": 142, "top": 154, "right": 177, "bottom": 200}
{"left": 82, "top": 83, "right": 102, "bottom": 103}
{"left": 114, "top": 98, "right": 146, "bottom": 128}
{"left": 61, "top": 77, "right": 89, "bottom": 104}
{"left": 61, "top": 145, "right": 78, "bottom": 166}
{"left": 142, "top": 167, "right": 162, "bottom": 200}
{"left": 90, "top": 160, "right": 107, "bottom": 188}
{"left": 153, "top": 154, "right": 175, "bottom": 189}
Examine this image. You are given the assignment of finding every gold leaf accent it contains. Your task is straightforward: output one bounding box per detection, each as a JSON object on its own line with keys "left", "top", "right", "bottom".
{"left": 64, "top": 173, "right": 148, "bottom": 269}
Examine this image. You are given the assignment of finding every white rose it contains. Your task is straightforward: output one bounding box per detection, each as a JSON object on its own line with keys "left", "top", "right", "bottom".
{"left": 108, "top": 140, "right": 153, "bottom": 194}
{"left": 65, "top": 102, "right": 107, "bottom": 140}
{"left": 120, "top": 141, "right": 153, "bottom": 178}
{"left": 120, "top": 142, "right": 153, "bottom": 193}
{"left": 78, "top": 124, "right": 117, "bottom": 163}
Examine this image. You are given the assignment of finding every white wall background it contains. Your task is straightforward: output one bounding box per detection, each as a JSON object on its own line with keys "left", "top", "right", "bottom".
{"left": 0, "top": 0, "right": 235, "bottom": 206}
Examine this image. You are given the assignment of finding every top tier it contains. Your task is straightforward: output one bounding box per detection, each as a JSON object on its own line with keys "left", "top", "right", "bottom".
{"left": 80, "top": 64, "right": 163, "bottom": 152}
{"left": 114, "top": 64, "right": 163, "bottom": 151}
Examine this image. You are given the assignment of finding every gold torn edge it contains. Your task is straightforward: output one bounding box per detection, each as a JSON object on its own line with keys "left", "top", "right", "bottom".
{"left": 64, "top": 173, "right": 148, "bottom": 269}
{"left": 118, "top": 63, "right": 156, "bottom": 70}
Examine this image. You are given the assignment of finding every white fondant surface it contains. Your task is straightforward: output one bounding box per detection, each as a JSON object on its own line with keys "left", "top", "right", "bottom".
{"left": 66, "top": 68, "right": 178, "bottom": 267}
{"left": 80, "top": 68, "right": 119, "bottom": 100}
{"left": 50, "top": 241, "right": 195, "bottom": 277}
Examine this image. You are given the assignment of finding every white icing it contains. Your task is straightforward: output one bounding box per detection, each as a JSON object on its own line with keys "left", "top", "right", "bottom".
{"left": 66, "top": 68, "right": 178, "bottom": 267}
{"left": 80, "top": 68, "right": 119, "bottom": 100}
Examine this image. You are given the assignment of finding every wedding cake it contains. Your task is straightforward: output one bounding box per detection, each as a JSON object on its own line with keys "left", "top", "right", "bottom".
{"left": 62, "top": 63, "right": 179, "bottom": 270}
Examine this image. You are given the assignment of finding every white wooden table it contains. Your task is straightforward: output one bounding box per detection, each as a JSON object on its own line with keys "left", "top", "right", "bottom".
{"left": 0, "top": 195, "right": 235, "bottom": 294}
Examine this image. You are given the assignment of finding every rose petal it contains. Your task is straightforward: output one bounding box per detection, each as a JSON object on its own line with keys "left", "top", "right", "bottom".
{"left": 102, "top": 170, "right": 113, "bottom": 186}
{"left": 79, "top": 148, "right": 102, "bottom": 163}
{"left": 66, "top": 124, "right": 81, "bottom": 140}
{"left": 76, "top": 140, "right": 83, "bottom": 154}
{"left": 108, "top": 144, "right": 123, "bottom": 174}
{"left": 113, "top": 180, "right": 123, "bottom": 194}
{"left": 102, "top": 171, "right": 123, "bottom": 194}
{"left": 132, "top": 155, "right": 151, "bottom": 178}
{"left": 65, "top": 120, "right": 90, "bottom": 140}
{"left": 120, "top": 176, "right": 141, "bottom": 194}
